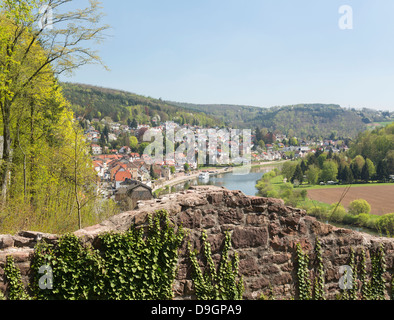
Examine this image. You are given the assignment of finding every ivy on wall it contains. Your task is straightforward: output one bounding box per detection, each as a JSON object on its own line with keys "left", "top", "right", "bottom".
{"left": 31, "top": 235, "right": 105, "bottom": 300}
{"left": 98, "top": 210, "right": 185, "bottom": 300}
{"left": 4, "top": 256, "right": 30, "bottom": 300}
{"left": 295, "top": 243, "right": 312, "bottom": 300}
{"left": 189, "top": 230, "right": 244, "bottom": 300}
{"left": 295, "top": 241, "right": 391, "bottom": 301}
{"left": 313, "top": 238, "right": 325, "bottom": 300}
{"left": 29, "top": 210, "right": 184, "bottom": 300}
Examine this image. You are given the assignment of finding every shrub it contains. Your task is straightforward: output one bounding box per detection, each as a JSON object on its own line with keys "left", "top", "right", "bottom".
{"left": 342, "top": 213, "right": 358, "bottom": 225}
{"left": 308, "top": 206, "right": 330, "bottom": 221}
{"left": 300, "top": 189, "right": 308, "bottom": 200}
{"left": 348, "top": 199, "right": 371, "bottom": 215}
{"left": 279, "top": 183, "right": 294, "bottom": 199}
{"left": 266, "top": 190, "right": 280, "bottom": 199}
{"left": 256, "top": 181, "right": 274, "bottom": 197}
{"left": 263, "top": 170, "right": 277, "bottom": 181}
{"left": 329, "top": 203, "right": 347, "bottom": 223}
{"left": 376, "top": 213, "right": 394, "bottom": 237}
{"left": 356, "top": 214, "right": 373, "bottom": 228}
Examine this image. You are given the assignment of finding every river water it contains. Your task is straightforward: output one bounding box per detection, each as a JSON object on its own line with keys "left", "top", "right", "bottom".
{"left": 159, "top": 166, "right": 276, "bottom": 197}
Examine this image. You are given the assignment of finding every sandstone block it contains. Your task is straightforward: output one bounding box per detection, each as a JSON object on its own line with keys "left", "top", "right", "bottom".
{"left": 0, "top": 236, "right": 14, "bottom": 250}
{"left": 218, "top": 208, "right": 243, "bottom": 225}
{"left": 232, "top": 227, "right": 268, "bottom": 249}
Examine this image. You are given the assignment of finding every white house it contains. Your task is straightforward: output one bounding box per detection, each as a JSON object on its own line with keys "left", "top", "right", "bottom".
{"left": 91, "top": 144, "right": 102, "bottom": 155}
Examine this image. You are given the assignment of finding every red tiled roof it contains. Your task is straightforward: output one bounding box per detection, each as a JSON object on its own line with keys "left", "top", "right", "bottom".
{"left": 114, "top": 170, "right": 132, "bottom": 182}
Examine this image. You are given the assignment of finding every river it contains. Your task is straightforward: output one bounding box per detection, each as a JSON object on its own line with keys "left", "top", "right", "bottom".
{"left": 157, "top": 165, "right": 277, "bottom": 197}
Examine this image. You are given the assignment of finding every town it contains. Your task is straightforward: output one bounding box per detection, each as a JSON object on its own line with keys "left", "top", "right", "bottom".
{"left": 82, "top": 116, "right": 351, "bottom": 210}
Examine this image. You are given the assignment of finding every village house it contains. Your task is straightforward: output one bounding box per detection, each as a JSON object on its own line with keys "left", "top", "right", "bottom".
{"left": 119, "top": 146, "right": 131, "bottom": 154}
{"left": 91, "top": 144, "right": 102, "bottom": 155}
{"left": 93, "top": 160, "right": 105, "bottom": 178}
{"left": 129, "top": 153, "right": 140, "bottom": 162}
{"left": 114, "top": 179, "right": 153, "bottom": 210}
{"left": 108, "top": 133, "right": 117, "bottom": 142}
{"left": 113, "top": 169, "right": 132, "bottom": 189}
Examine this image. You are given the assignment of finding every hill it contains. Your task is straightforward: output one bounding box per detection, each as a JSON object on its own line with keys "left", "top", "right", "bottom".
{"left": 170, "top": 101, "right": 393, "bottom": 139}
{"left": 60, "top": 82, "right": 222, "bottom": 128}
{"left": 61, "top": 82, "right": 393, "bottom": 139}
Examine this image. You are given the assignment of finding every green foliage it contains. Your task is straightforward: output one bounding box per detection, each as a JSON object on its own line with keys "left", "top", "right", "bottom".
{"left": 173, "top": 103, "right": 371, "bottom": 139}
{"left": 307, "top": 206, "right": 330, "bottom": 221}
{"left": 376, "top": 213, "right": 394, "bottom": 237}
{"left": 4, "top": 256, "right": 30, "bottom": 300}
{"left": 348, "top": 123, "right": 394, "bottom": 174}
{"left": 313, "top": 239, "right": 325, "bottom": 300}
{"left": 0, "top": 0, "right": 112, "bottom": 235}
{"left": 99, "top": 210, "right": 184, "bottom": 300}
{"left": 354, "top": 245, "right": 387, "bottom": 300}
{"left": 306, "top": 165, "right": 320, "bottom": 185}
{"left": 359, "top": 249, "right": 370, "bottom": 300}
{"left": 30, "top": 210, "right": 184, "bottom": 300}
{"left": 349, "top": 199, "right": 371, "bottom": 215}
{"left": 291, "top": 164, "right": 304, "bottom": 185}
{"left": 328, "top": 203, "right": 348, "bottom": 223}
{"left": 369, "top": 245, "right": 386, "bottom": 300}
{"left": 189, "top": 231, "right": 244, "bottom": 300}
{"left": 348, "top": 248, "right": 358, "bottom": 300}
{"left": 296, "top": 242, "right": 392, "bottom": 301}
{"left": 61, "top": 82, "right": 221, "bottom": 127}
{"left": 295, "top": 243, "right": 312, "bottom": 300}
{"left": 259, "top": 285, "right": 275, "bottom": 300}
{"left": 320, "top": 160, "right": 338, "bottom": 183}
{"left": 31, "top": 234, "right": 105, "bottom": 300}
{"left": 281, "top": 161, "right": 298, "bottom": 181}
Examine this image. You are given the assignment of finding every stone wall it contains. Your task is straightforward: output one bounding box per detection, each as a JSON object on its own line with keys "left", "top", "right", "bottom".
{"left": 0, "top": 185, "right": 393, "bottom": 300}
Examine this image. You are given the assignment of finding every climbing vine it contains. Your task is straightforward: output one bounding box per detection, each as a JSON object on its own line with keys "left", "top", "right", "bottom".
{"left": 359, "top": 249, "right": 370, "bottom": 300}
{"left": 99, "top": 210, "right": 185, "bottom": 300}
{"left": 295, "top": 243, "right": 312, "bottom": 300}
{"left": 4, "top": 256, "right": 30, "bottom": 300}
{"left": 189, "top": 230, "right": 244, "bottom": 300}
{"left": 348, "top": 248, "right": 358, "bottom": 300}
{"left": 369, "top": 244, "right": 386, "bottom": 300}
{"left": 313, "top": 238, "right": 325, "bottom": 300}
{"left": 294, "top": 242, "right": 391, "bottom": 301}
{"left": 31, "top": 234, "right": 106, "bottom": 300}
{"left": 29, "top": 210, "right": 184, "bottom": 300}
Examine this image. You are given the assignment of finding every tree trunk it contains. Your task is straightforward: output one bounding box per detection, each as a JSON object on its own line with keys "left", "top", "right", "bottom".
{"left": 74, "top": 132, "right": 82, "bottom": 230}
{"left": 1, "top": 100, "right": 12, "bottom": 203}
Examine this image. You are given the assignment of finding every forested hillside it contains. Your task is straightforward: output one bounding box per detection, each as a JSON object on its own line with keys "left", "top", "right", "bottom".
{"left": 61, "top": 83, "right": 221, "bottom": 127}
{"left": 61, "top": 82, "right": 392, "bottom": 139}
{"left": 171, "top": 102, "right": 392, "bottom": 139}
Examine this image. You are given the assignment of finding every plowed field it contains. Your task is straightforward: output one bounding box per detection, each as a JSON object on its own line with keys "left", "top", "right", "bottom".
{"left": 307, "top": 185, "right": 394, "bottom": 216}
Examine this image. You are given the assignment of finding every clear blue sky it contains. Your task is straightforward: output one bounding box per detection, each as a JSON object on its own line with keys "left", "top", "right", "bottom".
{"left": 60, "top": 0, "right": 394, "bottom": 111}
